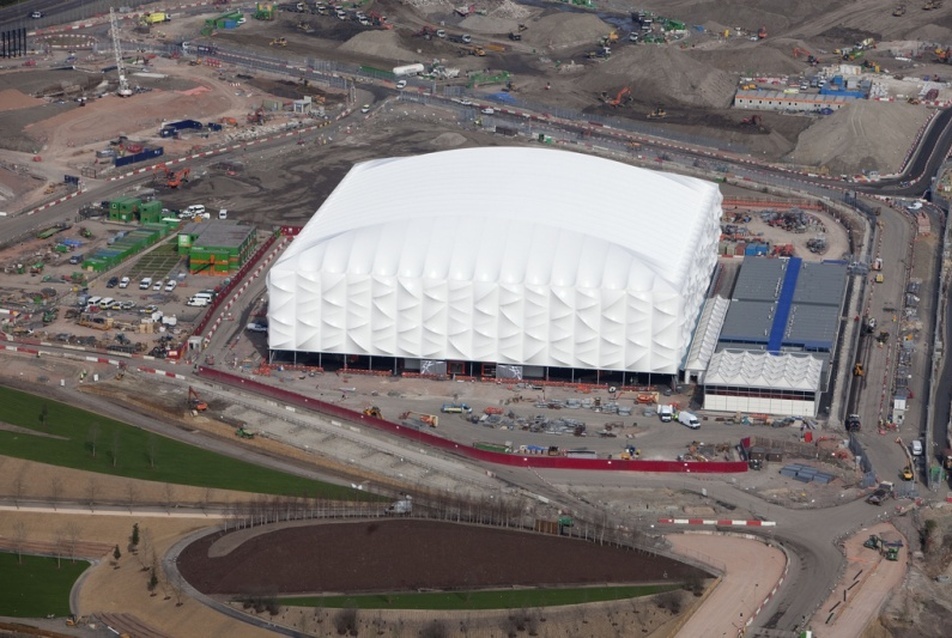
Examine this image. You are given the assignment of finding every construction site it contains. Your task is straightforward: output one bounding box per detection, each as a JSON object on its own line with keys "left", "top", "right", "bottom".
{"left": 3, "top": 1, "right": 952, "bottom": 637}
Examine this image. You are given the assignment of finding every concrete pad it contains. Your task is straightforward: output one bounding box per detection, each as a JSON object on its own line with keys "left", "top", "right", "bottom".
{"left": 667, "top": 532, "right": 786, "bottom": 637}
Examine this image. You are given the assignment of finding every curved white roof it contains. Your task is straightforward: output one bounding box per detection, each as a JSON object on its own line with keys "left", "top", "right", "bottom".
{"left": 268, "top": 147, "right": 722, "bottom": 374}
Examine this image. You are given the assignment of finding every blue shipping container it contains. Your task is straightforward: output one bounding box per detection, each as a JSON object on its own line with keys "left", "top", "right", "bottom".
{"left": 114, "top": 146, "right": 164, "bottom": 168}
{"left": 745, "top": 244, "right": 769, "bottom": 256}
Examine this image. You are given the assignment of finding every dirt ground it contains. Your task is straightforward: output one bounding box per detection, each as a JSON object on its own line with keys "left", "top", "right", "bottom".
{"left": 179, "top": 519, "right": 706, "bottom": 594}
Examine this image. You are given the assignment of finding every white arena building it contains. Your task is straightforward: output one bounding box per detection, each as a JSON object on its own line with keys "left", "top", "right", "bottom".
{"left": 267, "top": 147, "right": 722, "bottom": 379}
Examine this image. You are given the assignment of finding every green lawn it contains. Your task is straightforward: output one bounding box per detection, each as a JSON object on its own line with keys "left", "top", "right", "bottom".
{"left": 0, "top": 552, "right": 87, "bottom": 617}
{"left": 278, "top": 584, "right": 683, "bottom": 610}
{"left": 0, "top": 386, "right": 369, "bottom": 500}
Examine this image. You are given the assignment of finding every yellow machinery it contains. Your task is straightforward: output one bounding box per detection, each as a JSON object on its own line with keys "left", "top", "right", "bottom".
{"left": 399, "top": 411, "right": 439, "bottom": 428}
{"left": 270, "top": 37, "right": 287, "bottom": 47}
{"left": 363, "top": 406, "right": 382, "bottom": 418}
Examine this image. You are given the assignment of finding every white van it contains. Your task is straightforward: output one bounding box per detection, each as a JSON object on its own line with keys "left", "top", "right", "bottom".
{"left": 118, "top": 276, "right": 131, "bottom": 289}
{"left": 678, "top": 411, "right": 700, "bottom": 429}
{"left": 85, "top": 296, "right": 102, "bottom": 308}
{"left": 658, "top": 405, "right": 674, "bottom": 422}
{"left": 911, "top": 439, "right": 923, "bottom": 456}
{"left": 218, "top": 209, "right": 228, "bottom": 220}
{"left": 139, "top": 277, "right": 153, "bottom": 290}
{"left": 186, "top": 297, "right": 209, "bottom": 307}
{"left": 100, "top": 297, "right": 115, "bottom": 309}
{"left": 164, "top": 280, "right": 177, "bottom": 292}
{"left": 193, "top": 291, "right": 215, "bottom": 302}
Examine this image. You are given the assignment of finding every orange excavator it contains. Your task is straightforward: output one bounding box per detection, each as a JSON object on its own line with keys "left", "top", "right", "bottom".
{"left": 166, "top": 167, "right": 190, "bottom": 188}
{"left": 187, "top": 386, "right": 207, "bottom": 412}
{"left": 398, "top": 411, "right": 439, "bottom": 428}
{"left": 603, "top": 86, "right": 631, "bottom": 107}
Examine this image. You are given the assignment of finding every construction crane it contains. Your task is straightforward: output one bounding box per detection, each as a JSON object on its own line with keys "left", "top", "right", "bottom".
{"left": 398, "top": 411, "right": 439, "bottom": 428}
{"left": 187, "top": 386, "right": 208, "bottom": 412}
{"left": 108, "top": 7, "right": 133, "bottom": 97}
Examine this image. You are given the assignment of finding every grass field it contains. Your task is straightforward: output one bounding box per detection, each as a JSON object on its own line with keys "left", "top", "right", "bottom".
{"left": 0, "top": 385, "right": 369, "bottom": 500}
{"left": 278, "top": 584, "right": 683, "bottom": 610}
{"left": 0, "top": 552, "right": 87, "bottom": 617}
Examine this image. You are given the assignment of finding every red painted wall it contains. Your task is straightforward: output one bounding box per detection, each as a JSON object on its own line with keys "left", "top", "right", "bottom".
{"left": 197, "top": 366, "right": 747, "bottom": 474}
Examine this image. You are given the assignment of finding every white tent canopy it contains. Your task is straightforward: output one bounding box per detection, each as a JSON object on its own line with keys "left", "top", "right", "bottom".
{"left": 268, "top": 147, "right": 722, "bottom": 374}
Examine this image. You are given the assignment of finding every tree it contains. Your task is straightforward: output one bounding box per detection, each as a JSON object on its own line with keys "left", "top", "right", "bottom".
{"left": 333, "top": 607, "right": 359, "bottom": 636}
{"left": 147, "top": 434, "right": 157, "bottom": 469}
{"left": 63, "top": 522, "right": 81, "bottom": 563}
{"left": 12, "top": 520, "right": 27, "bottom": 565}
{"left": 87, "top": 423, "right": 100, "bottom": 458}
{"left": 50, "top": 475, "right": 63, "bottom": 510}
{"left": 126, "top": 482, "right": 139, "bottom": 514}
{"left": 131, "top": 523, "right": 140, "bottom": 549}
{"left": 113, "top": 545, "right": 121, "bottom": 562}
{"left": 39, "top": 403, "right": 49, "bottom": 430}
{"left": 12, "top": 468, "right": 26, "bottom": 509}
{"left": 163, "top": 483, "right": 176, "bottom": 513}
{"left": 110, "top": 430, "right": 120, "bottom": 467}
{"left": 148, "top": 567, "right": 159, "bottom": 594}
{"left": 85, "top": 477, "right": 99, "bottom": 511}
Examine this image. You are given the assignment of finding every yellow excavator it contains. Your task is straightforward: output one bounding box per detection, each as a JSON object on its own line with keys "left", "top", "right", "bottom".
{"left": 363, "top": 406, "right": 382, "bottom": 418}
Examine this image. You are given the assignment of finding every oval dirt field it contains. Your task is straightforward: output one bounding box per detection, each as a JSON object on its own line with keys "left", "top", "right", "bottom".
{"left": 177, "top": 520, "right": 708, "bottom": 595}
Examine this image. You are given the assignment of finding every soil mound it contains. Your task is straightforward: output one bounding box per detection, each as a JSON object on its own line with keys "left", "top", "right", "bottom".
{"left": 582, "top": 46, "right": 737, "bottom": 108}
{"left": 339, "top": 29, "right": 420, "bottom": 63}
{"left": 786, "top": 100, "right": 929, "bottom": 175}
{"left": 528, "top": 12, "right": 613, "bottom": 51}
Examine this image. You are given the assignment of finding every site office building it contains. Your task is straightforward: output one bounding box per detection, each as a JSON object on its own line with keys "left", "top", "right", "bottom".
{"left": 178, "top": 221, "right": 257, "bottom": 275}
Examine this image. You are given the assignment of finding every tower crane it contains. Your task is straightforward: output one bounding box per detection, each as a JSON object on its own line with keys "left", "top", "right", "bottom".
{"left": 109, "top": 7, "right": 133, "bottom": 97}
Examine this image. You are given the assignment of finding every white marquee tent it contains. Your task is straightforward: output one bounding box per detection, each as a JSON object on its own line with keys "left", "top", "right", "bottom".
{"left": 267, "top": 147, "right": 722, "bottom": 374}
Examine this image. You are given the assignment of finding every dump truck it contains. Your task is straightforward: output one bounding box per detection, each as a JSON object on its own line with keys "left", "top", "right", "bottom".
{"left": 142, "top": 12, "right": 170, "bottom": 24}
{"left": 866, "top": 481, "right": 894, "bottom": 505}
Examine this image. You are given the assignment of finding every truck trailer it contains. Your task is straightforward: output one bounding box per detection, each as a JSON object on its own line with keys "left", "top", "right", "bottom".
{"left": 393, "top": 63, "right": 425, "bottom": 77}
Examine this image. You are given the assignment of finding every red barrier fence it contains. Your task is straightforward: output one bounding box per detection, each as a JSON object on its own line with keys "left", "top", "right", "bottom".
{"left": 197, "top": 367, "right": 747, "bottom": 474}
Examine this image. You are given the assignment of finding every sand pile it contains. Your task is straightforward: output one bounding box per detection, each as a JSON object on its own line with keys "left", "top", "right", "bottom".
{"left": 524, "top": 12, "right": 613, "bottom": 51}
{"left": 786, "top": 100, "right": 930, "bottom": 174}
{"left": 686, "top": 42, "right": 804, "bottom": 75}
{"left": 580, "top": 46, "right": 738, "bottom": 108}
{"left": 0, "top": 88, "right": 44, "bottom": 112}
{"left": 338, "top": 30, "right": 422, "bottom": 63}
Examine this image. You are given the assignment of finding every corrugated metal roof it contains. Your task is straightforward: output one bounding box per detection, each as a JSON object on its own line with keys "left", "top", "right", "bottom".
{"left": 704, "top": 350, "right": 824, "bottom": 392}
{"left": 184, "top": 220, "right": 255, "bottom": 248}
{"left": 731, "top": 257, "right": 785, "bottom": 302}
{"left": 792, "top": 261, "right": 848, "bottom": 306}
{"left": 684, "top": 296, "right": 730, "bottom": 372}
{"left": 719, "top": 300, "right": 774, "bottom": 344}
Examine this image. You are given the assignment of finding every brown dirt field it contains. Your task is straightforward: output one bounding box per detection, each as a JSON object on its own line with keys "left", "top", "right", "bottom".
{"left": 178, "top": 519, "right": 707, "bottom": 596}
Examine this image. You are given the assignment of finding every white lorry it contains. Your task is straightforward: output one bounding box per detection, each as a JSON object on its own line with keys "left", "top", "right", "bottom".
{"left": 678, "top": 411, "right": 700, "bottom": 429}
{"left": 386, "top": 498, "right": 412, "bottom": 515}
{"left": 658, "top": 405, "right": 674, "bottom": 422}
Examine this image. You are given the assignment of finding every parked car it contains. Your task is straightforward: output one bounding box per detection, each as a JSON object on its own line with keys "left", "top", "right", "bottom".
{"left": 139, "top": 277, "right": 153, "bottom": 290}
{"left": 120, "top": 300, "right": 136, "bottom": 310}
{"left": 246, "top": 322, "right": 268, "bottom": 333}
{"left": 183, "top": 204, "right": 205, "bottom": 218}
{"left": 152, "top": 280, "right": 163, "bottom": 291}
{"left": 30, "top": 10, "right": 44, "bottom": 19}
{"left": 164, "top": 280, "right": 177, "bottom": 292}
{"left": 396, "top": 80, "right": 407, "bottom": 89}
{"left": 106, "top": 276, "right": 120, "bottom": 288}
{"left": 911, "top": 439, "right": 923, "bottom": 456}
{"left": 118, "top": 276, "right": 131, "bottom": 288}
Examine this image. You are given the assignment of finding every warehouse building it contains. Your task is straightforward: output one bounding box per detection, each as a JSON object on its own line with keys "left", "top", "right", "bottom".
{"left": 701, "top": 257, "right": 849, "bottom": 416}
{"left": 733, "top": 89, "right": 857, "bottom": 113}
{"left": 178, "top": 221, "right": 256, "bottom": 275}
{"left": 267, "top": 147, "right": 724, "bottom": 381}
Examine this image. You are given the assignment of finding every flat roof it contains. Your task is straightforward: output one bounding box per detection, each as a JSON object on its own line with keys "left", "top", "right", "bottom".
{"left": 184, "top": 220, "right": 255, "bottom": 248}
{"left": 731, "top": 258, "right": 785, "bottom": 302}
{"left": 735, "top": 90, "right": 858, "bottom": 104}
{"left": 718, "top": 258, "right": 847, "bottom": 354}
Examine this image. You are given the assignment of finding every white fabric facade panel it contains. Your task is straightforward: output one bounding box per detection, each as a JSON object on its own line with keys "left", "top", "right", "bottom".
{"left": 703, "top": 393, "right": 817, "bottom": 417}
{"left": 268, "top": 147, "right": 723, "bottom": 374}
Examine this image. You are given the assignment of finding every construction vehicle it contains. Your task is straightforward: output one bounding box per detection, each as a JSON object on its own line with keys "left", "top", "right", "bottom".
{"left": 220, "top": 116, "right": 238, "bottom": 127}
{"left": 236, "top": 427, "right": 255, "bottom": 439}
{"left": 740, "top": 114, "right": 763, "bottom": 126}
{"left": 853, "top": 362, "right": 865, "bottom": 377}
{"left": 270, "top": 37, "right": 287, "bottom": 47}
{"left": 866, "top": 481, "right": 894, "bottom": 505}
{"left": 440, "top": 403, "right": 472, "bottom": 413}
{"left": 254, "top": 2, "right": 276, "bottom": 20}
{"left": 398, "top": 411, "right": 439, "bottom": 428}
{"left": 363, "top": 406, "right": 382, "bottom": 418}
{"left": 846, "top": 413, "right": 862, "bottom": 432}
{"left": 757, "top": 26, "right": 768, "bottom": 39}
{"left": 897, "top": 436, "right": 916, "bottom": 479}
{"left": 467, "top": 46, "right": 486, "bottom": 56}
{"left": 108, "top": 8, "right": 133, "bottom": 97}
{"left": 924, "top": 0, "right": 943, "bottom": 10}
{"left": 187, "top": 386, "right": 208, "bottom": 412}
{"left": 162, "top": 167, "right": 190, "bottom": 188}
{"left": 601, "top": 86, "right": 631, "bottom": 107}
{"left": 647, "top": 106, "right": 667, "bottom": 119}
{"left": 620, "top": 444, "right": 641, "bottom": 460}
{"left": 893, "top": 4, "right": 907, "bottom": 15}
